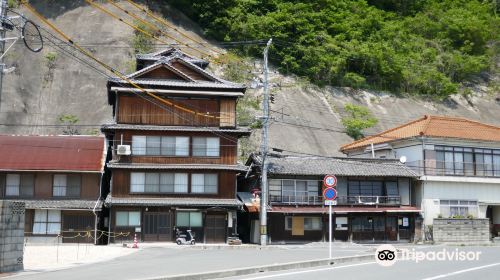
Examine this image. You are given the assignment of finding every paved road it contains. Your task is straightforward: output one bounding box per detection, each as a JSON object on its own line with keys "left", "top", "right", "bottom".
{"left": 4, "top": 243, "right": 370, "bottom": 280}
{"left": 223, "top": 246, "right": 500, "bottom": 280}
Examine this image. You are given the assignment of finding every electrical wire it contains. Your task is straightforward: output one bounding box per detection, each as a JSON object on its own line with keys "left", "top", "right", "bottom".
{"left": 83, "top": 0, "right": 212, "bottom": 59}
{"left": 124, "top": 0, "right": 222, "bottom": 55}
{"left": 108, "top": 0, "right": 221, "bottom": 56}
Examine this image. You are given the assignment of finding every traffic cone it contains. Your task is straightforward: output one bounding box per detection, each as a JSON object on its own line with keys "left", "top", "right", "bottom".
{"left": 132, "top": 233, "right": 139, "bottom": 248}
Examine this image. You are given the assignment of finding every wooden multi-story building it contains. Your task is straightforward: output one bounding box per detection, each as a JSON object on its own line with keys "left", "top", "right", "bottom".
{"left": 102, "top": 48, "right": 250, "bottom": 243}
{"left": 0, "top": 135, "right": 106, "bottom": 244}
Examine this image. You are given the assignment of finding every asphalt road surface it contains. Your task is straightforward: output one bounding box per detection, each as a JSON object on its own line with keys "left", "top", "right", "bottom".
{"left": 222, "top": 246, "right": 500, "bottom": 280}
{"left": 4, "top": 243, "right": 370, "bottom": 280}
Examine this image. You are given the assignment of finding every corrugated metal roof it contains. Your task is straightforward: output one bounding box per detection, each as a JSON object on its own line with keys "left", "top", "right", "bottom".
{"left": 341, "top": 115, "right": 500, "bottom": 152}
{"left": 105, "top": 195, "right": 242, "bottom": 207}
{"left": 100, "top": 123, "right": 251, "bottom": 135}
{"left": 250, "top": 154, "right": 417, "bottom": 177}
{"left": 0, "top": 135, "right": 105, "bottom": 172}
{"left": 11, "top": 199, "right": 102, "bottom": 210}
{"left": 107, "top": 162, "right": 249, "bottom": 172}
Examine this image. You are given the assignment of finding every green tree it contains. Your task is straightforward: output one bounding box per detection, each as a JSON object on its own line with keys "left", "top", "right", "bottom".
{"left": 58, "top": 114, "right": 80, "bottom": 135}
{"left": 341, "top": 103, "right": 378, "bottom": 140}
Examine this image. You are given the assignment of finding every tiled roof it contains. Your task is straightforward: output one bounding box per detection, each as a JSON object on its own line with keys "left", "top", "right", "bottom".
{"left": 107, "top": 162, "right": 249, "bottom": 172}
{"left": 11, "top": 199, "right": 103, "bottom": 210}
{"left": 136, "top": 48, "right": 209, "bottom": 69}
{"left": 109, "top": 54, "right": 245, "bottom": 90}
{"left": 249, "top": 154, "right": 417, "bottom": 177}
{"left": 269, "top": 206, "right": 421, "bottom": 214}
{"left": 108, "top": 77, "right": 245, "bottom": 90}
{"left": 0, "top": 135, "right": 105, "bottom": 172}
{"left": 105, "top": 195, "right": 242, "bottom": 207}
{"left": 100, "top": 123, "right": 251, "bottom": 135}
{"left": 340, "top": 115, "right": 500, "bottom": 152}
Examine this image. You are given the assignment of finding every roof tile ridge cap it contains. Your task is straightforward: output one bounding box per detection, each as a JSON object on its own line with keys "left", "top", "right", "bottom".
{"left": 340, "top": 115, "right": 428, "bottom": 151}
{"left": 433, "top": 115, "right": 500, "bottom": 131}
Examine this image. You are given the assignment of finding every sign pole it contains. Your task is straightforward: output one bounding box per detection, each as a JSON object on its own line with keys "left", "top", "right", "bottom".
{"left": 329, "top": 203, "right": 332, "bottom": 259}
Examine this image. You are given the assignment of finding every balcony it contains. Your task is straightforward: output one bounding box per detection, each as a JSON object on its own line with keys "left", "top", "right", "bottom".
{"left": 269, "top": 195, "right": 401, "bottom": 206}
{"left": 407, "top": 160, "right": 500, "bottom": 177}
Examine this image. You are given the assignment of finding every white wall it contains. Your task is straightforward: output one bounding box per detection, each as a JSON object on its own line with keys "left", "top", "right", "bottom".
{"left": 422, "top": 180, "right": 500, "bottom": 203}
{"left": 394, "top": 144, "right": 423, "bottom": 163}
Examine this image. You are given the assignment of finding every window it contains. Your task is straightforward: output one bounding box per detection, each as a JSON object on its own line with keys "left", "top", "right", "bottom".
{"left": 285, "top": 216, "right": 322, "bottom": 230}
{"left": 192, "top": 137, "right": 220, "bottom": 157}
{"left": 191, "top": 174, "right": 218, "bottom": 194}
{"left": 130, "top": 172, "right": 188, "bottom": 193}
{"left": 385, "top": 182, "right": 399, "bottom": 196}
{"left": 348, "top": 181, "right": 384, "bottom": 196}
{"left": 176, "top": 212, "right": 202, "bottom": 227}
{"left": 33, "top": 210, "right": 61, "bottom": 234}
{"left": 5, "top": 174, "right": 34, "bottom": 197}
{"left": 269, "top": 180, "right": 281, "bottom": 201}
{"left": 435, "top": 146, "right": 500, "bottom": 177}
{"left": 440, "top": 200, "right": 478, "bottom": 217}
{"left": 53, "top": 174, "right": 80, "bottom": 197}
{"left": 276, "top": 179, "right": 318, "bottom": 203}
{"left": 116, "top": 211, "right": 141, "bottom": 226}
{"left": 132, "top": 136, "right": 189, "bottom": 156}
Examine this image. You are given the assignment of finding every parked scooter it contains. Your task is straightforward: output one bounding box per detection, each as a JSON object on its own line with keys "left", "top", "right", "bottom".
{"left": 175, "top": 228, "right": 195, "bottom": 245}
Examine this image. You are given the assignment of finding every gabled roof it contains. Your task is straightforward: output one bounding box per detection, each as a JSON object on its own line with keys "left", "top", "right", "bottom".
{"left": 136, "top": 48, "right": 209, "bottom": 69}
{"left": 108, "top": 55, "right": 245, "bottom": 91}
{"left": 247, "top": 154, "right": 417, "bottom": 177}
{"left": 0, "top": 135, "right": 106, "bottom": 172}
{"left": 340, "top": 115, "right": 500, "bottom": 152}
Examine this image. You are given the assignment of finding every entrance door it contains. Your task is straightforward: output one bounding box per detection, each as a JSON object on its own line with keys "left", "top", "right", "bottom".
{"left": 386, "top": 216, "right": 398, "bottom": 241}
{"left": 205, "top": 214, "right": 226, "bottom": 243}
{"left": 144, "top": 212, "right": 173, "bottom": 241}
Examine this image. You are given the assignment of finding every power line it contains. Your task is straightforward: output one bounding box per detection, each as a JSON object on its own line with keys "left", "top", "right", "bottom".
{"left": 84, "top": 0, "right": 212, "bottom": 59}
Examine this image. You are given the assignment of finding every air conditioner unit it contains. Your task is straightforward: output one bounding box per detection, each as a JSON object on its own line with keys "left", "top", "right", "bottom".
{"left": 117, "top": 145, "right": 131, "bottom": 155}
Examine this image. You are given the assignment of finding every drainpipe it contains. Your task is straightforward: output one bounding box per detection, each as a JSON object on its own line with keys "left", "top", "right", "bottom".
{"left": 371, "top": 143, "right": 375, "bottom": 158}
{"left": 92, "top": 173, "right": 103, "bottom": 245}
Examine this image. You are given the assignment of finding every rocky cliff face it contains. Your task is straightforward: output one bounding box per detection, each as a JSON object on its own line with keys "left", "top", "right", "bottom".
{"left": 1, "top": 1, "right": 498, "bottom": 158}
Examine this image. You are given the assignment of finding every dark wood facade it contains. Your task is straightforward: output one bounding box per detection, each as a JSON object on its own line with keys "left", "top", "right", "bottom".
{"left": 112, "top": 130, "right": 237, "bottom": 165}
{"left": 104, "top": 49, "right": 248, "bottom": 243}
{"left": 116, "top": 94, "right": 237, "bottom": 127}
{"left": 111, "top": 169, "right": 236, "bottom": 198}
{"left": 0, "top": 172, "right": 100, "bottom": 200}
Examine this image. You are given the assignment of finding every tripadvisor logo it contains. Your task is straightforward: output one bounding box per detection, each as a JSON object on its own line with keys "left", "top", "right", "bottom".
{"left": 375, "top": 245, "right": 482, "bottom": 267}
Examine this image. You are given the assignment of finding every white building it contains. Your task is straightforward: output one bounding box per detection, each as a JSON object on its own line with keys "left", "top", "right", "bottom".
{"left": 340, "top": 115, "right": 500, "bottom": 237}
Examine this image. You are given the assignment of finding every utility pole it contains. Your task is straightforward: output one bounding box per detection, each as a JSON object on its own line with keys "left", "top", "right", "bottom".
{"left": 259, "top": 38, "right": 272, "bottom": 246}
{"left": 0, "top": 0, "right": 7, "bottom": 110}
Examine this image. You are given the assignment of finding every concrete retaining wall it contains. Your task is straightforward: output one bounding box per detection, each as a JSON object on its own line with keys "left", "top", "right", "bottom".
{"left": 433, "top": 218, "right": 490, "bottom": 244}
{"left": 0, "top": 201, "right": 25, "bottom": 272}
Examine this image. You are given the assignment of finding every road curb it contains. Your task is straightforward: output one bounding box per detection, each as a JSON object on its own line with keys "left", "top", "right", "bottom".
{"left": 143, "top": 254, "right": 374, "bottom": 280}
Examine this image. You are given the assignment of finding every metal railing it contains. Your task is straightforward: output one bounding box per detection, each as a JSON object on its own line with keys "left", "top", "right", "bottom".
{"left": 406, "top": 160, "right": 500, "bottom": 177}
{"left": 269, "top": 195, "right": 401, "bottom": 206}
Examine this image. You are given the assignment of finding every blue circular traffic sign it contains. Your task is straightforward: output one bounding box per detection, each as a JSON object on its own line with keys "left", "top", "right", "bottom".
{"left": 323, "top": 187, "right": 337, "bottom": 200}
